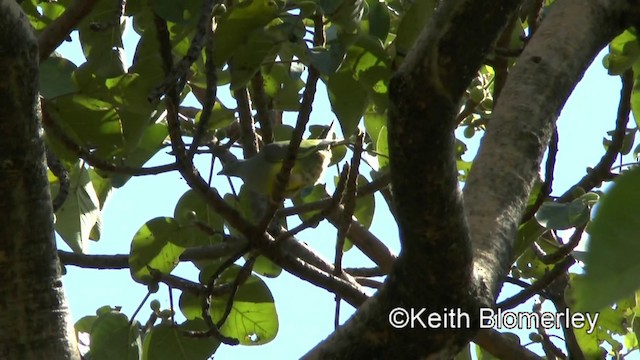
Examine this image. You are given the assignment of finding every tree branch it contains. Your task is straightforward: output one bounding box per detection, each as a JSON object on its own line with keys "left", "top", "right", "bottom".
{"left": 558, "top": 69, "right": 633, "bottom": 202}
{"left": 463, "top": 0, "right": 634, "bottom": 303}
{"left": 42, "top": 107, "right": 179, "bottom": 176}
{"left": 58, "top": 241, "right": 248, "bottom": 269}
{"left": 0, "top": 2, "right": 79, "bottom": 357}
{"left": 38, "top": 0, "right": 99, "bottom": 62}
{"left": 306, "top": 0, "right": 522, "bottom": 357}
{"left": 474, "top": 329, "right": 542, "bottom": 360}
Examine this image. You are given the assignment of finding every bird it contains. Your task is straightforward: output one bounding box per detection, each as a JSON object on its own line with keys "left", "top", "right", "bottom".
{"left": 218, "top": 139, "right": 335, "bottom": 198}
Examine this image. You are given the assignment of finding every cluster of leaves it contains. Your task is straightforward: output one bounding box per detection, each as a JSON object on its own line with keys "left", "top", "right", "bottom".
{"left": 27, "top": 0, "right": 404, "bottom": 357}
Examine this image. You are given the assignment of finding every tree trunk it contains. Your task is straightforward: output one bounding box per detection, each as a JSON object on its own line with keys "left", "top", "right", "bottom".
{"left": 0, "top": 2, "right": 79, "bottom": 359}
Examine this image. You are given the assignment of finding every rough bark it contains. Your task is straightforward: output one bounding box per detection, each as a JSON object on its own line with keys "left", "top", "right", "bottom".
{"left": 0, "top": 2, "right": 79, "bottom": 359}
{"left": 305, "top": 0, "right": 522, "bottom": 358}
{"left": 307, "top": 0, "right": 640, "bottom": 358}
{"left": 464, "top": 0, "right": 640, "bottom": 301}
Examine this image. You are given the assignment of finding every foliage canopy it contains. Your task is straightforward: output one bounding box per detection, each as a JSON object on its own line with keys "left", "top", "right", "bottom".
{"left": 6, "top": 0, "right": 640, "bottom": 359}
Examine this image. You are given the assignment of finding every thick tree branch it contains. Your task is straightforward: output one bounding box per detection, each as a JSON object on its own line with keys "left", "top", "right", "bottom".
{"left": 474, "top": 329, "right": 542, "bottom": 360}
{"left": 0, "top": 2, "right": 79, "bottom": 358}
{"left": 306, "top": 0, "right": 522, "bottom": 358}
{"left": 38, "top": 0, "right": 99, "bottom": 62}
{"left": 463, "top": 0, "right": 636, "bottom": 303}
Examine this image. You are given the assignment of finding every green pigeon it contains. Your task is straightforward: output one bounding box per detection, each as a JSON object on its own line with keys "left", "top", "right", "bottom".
{"left": 218, "top": 139, "right": 334, "bottom": 197}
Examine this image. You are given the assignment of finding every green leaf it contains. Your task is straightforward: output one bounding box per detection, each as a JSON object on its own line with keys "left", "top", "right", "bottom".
{"left": 364, "top": 110, "right": 386, "bottom": 148}
{"left": 308, "top": 35, "right": 350, "bottom": 75}
{"left": 454, "top": 344, "right": 472, "bottom": 360}
{"left": 213, "top": 0, "right": 280, "bottom": 67}
{"left": 571, "top": 275, "right": 628, "bottom": 357}
{"left": 75, "top": 315, "right": 98, "bottom": 336}
{"left": 143, "top": 320, "right": 220, "bottom": 360}
{"left": 365, "top": 0, "right": 390, "bottom": 41}
{"left": 261, "top": 63, "right": 305, "bottom": 111}
{"left": 632, "top": 315, "right": 640, "bottom": 350}
{"left": 327, "top": 69, "right": 368, "bottom": 136}
{"left": 22, "top": 0, "right": 67, "bottom": 30}
{"left": 578, "top": 167, "right": 640, "bottom": 311}
{"left": 292, "top": 184, "right": 329, "bottom": 222}
{"left": 512, "top": 219, "right": 547, "bottom": 261}
{"left": 603, "top": 30, "right": 640, "bottom": 75}
{"left": 196, "top": 102, "right": 236, "bottom": 130}
{"left": 630, "top": 63, "right": 640, "bottom": 128}
{"left": 129, "top": 217, "right": 186, "bottom": 284}
{"left": 129, "top": 10, "right": 165, "bottom": 89}
{"left": 88, "top": 169, "right": 113, "bottom": 210}
{"left": 324, "top": 0, "right": 364, "bottom": 33}
{"left": 77, "top": 0, "right": 124, "bottom": 60}
{"left": 54, "top": 163, "right": 102, "bottom": 253}
{"left": 109, "top": 123, "right": 169, "bottom": 188}
{"left": 150, "top": 0, "right": 202, "bottom": 24}
{"left": 394, "top": 0, "right": 436, "bottom": 57}
{"left": 174, "top": 189, "right": 225, "bottom": 247}
{"left": 515, "top": 246, "right": 551, "bottom": 280}
{"left": 352, "top": 175, "right": 375, "bottom": 229}
{"left": 105, "top": 74, "right": 156, "bottom": 142}
{"left": 178, "top": 292, "right": 203, "bottom": 320}
{"left": 534, "top": 193, "right": 596, "bottom": 230}
{"left": 90, "top": 311, "right": 141, "bottom": 360}
{"left": 46, "top": 94, "right": 125, "bottom": 159}
{"left": 210, "top": 265, "right": 279, "bottom": 345}
{"left": 40, "top": 55, "right": 78, "bottom": 99}
{"left": 376, "top": 125, "right": 389, "bottom": 170}
{"left": 251, "top": 255, "right": 283, "bottom": 278}
{"left": 229, "top": 29, "right": 277, "bottom": 90}
{"left": 76, "top": 46, "right": 127, "bottom": 80}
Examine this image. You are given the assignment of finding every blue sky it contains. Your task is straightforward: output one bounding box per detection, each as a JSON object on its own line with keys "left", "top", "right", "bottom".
{"left": 55, "top": 25, "right": 626, "bottom": 358}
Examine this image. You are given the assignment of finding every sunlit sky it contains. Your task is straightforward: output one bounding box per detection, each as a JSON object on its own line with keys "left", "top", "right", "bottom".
{"left": 54, "top": 22, "right": 626, "bottom": 358}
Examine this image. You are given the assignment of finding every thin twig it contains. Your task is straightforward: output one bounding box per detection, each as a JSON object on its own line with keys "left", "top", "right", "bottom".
{"left": 521, "top": 128, "right": 558, "bottom": 223}
{"left": 534, "top": 300, "right": 567, "bottom": 359}
{"left": 545, "top": 274, "right": 585, "bottom": 360}
{"left": 153, "top": 272, "right": 205, "bottom": 296}
{"left": 345, "top": 266, "right": 386, "bottom": 277}
{"left": 46, "top": 147, "right": 70, "bottom": 212}
{"left": 498, "top": 256, "right": 575, "bottom": 310}
{"left": 215, "top": 255, "right": 256, "bottom": 327}
{"left": 255, "top": 13, "right": 324, "bottom": 231}
{"left": 187, "top": 23, "right": 217, "bottom": 159}
{"left": 201, "top": 247, "right": 248, "bottom": 344}
{"left": 354, "top": 277, "right": 382, "bottom": 289}
{"left": 150, "top": 4, "right": 366, "bottom": 308}
{"left": 41, "top": 106, "right": 178, "bottom": 176}
{"left": 129, "top": 291, "right": 152, "bottom": 325}
{"left": 277, "top": 164, "right": 348, "bottom": 240}
{"left": 327, "top": 206, "right": 396, "bottom": 273}
{"left": 148, "top": 0, "right": 217, "bottom": 101}
{"left": 558, "top": 70, "right": 633, "bottom": 202}
{"left": 334, "top": 134, "right": 363, "bottom": 276}
{"left": 235, "top": 87, "right": 259, "bottom": 158}
{"left": 251, "top": 72, "right": 274, "bottom": 144}
{"left": 540, "top": 225, "right": 584, "bottom": 264}
{"left": 277, "top": 171, "right": 390, "bottom": 219}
